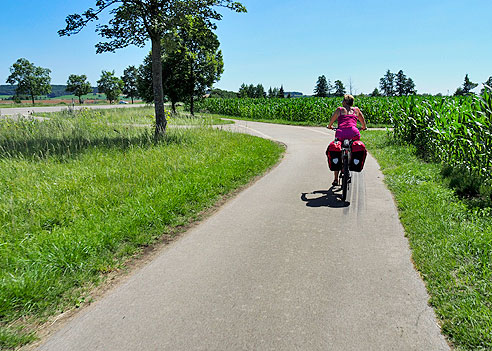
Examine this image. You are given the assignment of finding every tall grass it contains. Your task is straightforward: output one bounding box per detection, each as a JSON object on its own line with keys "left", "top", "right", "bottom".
{"left": 391, "top": 90, "right": 492, "bottom": 200}
{"left": 0, "top": 111, "right": 284, "bottom": 349}
{"left": 36, "top": 106, "right": 229, "bottom": 126}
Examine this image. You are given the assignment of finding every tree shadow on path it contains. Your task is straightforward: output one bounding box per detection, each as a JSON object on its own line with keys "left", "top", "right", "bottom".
{"left": 300, "top": 188, "right": 349, "bottom": 208}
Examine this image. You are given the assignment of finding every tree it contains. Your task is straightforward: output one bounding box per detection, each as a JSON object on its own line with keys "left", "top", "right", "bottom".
{"left": 463, "top": 74, "right": 478, "bottom": 94}
{"left": 161, "top": 47, "right": 188, "bottom": 113}
{"left": 267, "top": 87, "right": 273, "bottom": 98}
{"left": 66, "top": 74, "right": 92, "bottom": 104}
{"left": 272, "top": 87, "right": 279, "bottom": 98}
{"left": 238, "top": 83, "right": 264, "bottom": 98}
{"left": 97, "top": 70, "right": 123, "bottom": 104}
{"left": 238, "top": 83, "right": 248, "bottom": 98}
{"left": 333, "top": 80, "right": 345, "bottom": 97}
{"left": 208, "top": 88, "right": 236, "bottom": 99}
{"left": 278, "top": 85, "right": 285, "bottom": 98}
{"left": 136, "top": 55, "right": 154, "bottom": 103}
{"left": 137, "top": 51, "right": 185, "bottom": 112}
{"left": 395, "top": 70, "right": 407, "bottom": 96}
{"left": 481, "top": 76, "right": 492, "bottom": 95}
{"left": 404, "top": 77, "right": 417, "bottom": 95}
{"left": 6, "top": 58, "right": 51, "bottom": 104}
{"left": 122, "top": 66, "right": 139, "bottom": 103}
{"left": 379, "top": 70, "right": 395, "bottom": 96}
{"left": 455, "top": 74, "right": 478, "bottom": 96}
{"left": 59, "top": 0, "right": 246, "bottom": 137}
{"left": 254, "top": 84, "right": 265, "bottom": 98}
{"left": 314, "top": 75, "right": 329, "bottom": 97}
{"left": 136, "top": 17, "right": 223, "bottom": 114}
{"left": 370, "top": 88, "right": 381, "bottom": 97}
{"left": 166, "top": 15, "right": 224, "bottom": 115}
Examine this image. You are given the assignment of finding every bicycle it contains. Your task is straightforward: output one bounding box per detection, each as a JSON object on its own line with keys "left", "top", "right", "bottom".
{"left": 327, "top": 128, "right": 364, "bottom": 202}
{"left": 337, "top": 136, "right": 353, "bottom": 202}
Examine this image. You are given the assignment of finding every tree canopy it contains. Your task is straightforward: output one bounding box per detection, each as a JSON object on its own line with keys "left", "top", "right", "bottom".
{"left": 379, "top": 69, "right": 416, "bottom": 96}
{"left": 170, "top": 15, "right": 224, "bottom": 114}
{"left": 66, "top": 74, "right": 92, "bottom": 104}
{"left": 333, "top": 80, "right": 345, "bottom": 97}
{"left": 122, "top": 66, "right": 139, "bottom": 103}
{"left": 6, "top": 58, "right": 52, "bottom": 104}
{"left": 239, "top": 83, "right": 265, "bottom": 98}
{"left": 379, "top": 70, "right": 395, "bottom": 96}
{"left": 455, "top": 74, "right": 478, "bottom": 96}
{"left": 97, "top": 70, "right": 124, "bottom": 103}
{"left": 59, "top": 0, "right": 246, "bottom": 136}
{"left": 136, "top": 15, "right": 224, "bottom": 113}
{"left": 314, "top": 75, "right": 329, "bottom": 97}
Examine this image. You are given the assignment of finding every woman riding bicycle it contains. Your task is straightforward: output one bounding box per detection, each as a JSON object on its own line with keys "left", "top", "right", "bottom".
{"left": 327, "top": 94, "right": 367, "bottom": 186}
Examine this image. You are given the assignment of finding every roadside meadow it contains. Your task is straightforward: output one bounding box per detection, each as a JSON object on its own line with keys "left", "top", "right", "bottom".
{"left": 1, "top": 93, "right": 491, "bottom": 350}
{"left": 0, "top": 107, "right": 284, "bottom": 349}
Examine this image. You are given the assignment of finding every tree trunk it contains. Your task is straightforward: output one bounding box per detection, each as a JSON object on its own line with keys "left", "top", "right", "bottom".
{"left": 31, "top": 93, "right": 35, "bottom": 105}
{"left": 171, "top": 100, "right": 176, "bottom": 114}
{"left": 189, "top": 62, "right": 194, "bottom": 116}
{"left": 79, "top": 96, "right": 82, "bottom": 104}
{"left": 131, "top": 96, "right": 134, "bottom": 104}
{"left": 151, "top": 35, "right": 167, "bottom": 137}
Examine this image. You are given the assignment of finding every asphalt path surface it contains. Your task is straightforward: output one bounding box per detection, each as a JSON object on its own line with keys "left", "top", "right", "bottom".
{"left": 37, "top": 120, "right": 450, "bottom": 350}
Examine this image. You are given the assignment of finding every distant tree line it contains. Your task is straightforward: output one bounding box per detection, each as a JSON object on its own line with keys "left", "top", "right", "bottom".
{"left": 374, "top": 69, "right": 417, "bottom": 97}
{"left": 238, "top": 83, "right": 265, "bottom": 98}
{"left": 313, "top": 75, "right": 346, "bottom": 97}
{"left": 4, "top": 17, "right": 226, "bottom": 110}
{"left": 236, "top": 84, "right": 299, "bottom": 99}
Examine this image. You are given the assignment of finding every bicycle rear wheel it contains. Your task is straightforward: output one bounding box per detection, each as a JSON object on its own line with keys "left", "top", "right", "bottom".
{"left": 342, "top": 155, "right": 349, "bottom": 201}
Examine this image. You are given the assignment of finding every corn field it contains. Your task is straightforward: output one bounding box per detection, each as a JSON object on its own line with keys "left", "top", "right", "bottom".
{"left": 193, "top": 96, "right": 398, "bottom": 125}
{"left": 392, "top": 90, "right": 492, "bottom": 194}
{"left": 193, "top": 93, "right": 492, "bottom": 191}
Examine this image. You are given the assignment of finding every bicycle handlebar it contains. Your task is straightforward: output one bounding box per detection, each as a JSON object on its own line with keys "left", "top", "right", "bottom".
{"left": 326, "top": 126, "right": 368, "bottom": 131}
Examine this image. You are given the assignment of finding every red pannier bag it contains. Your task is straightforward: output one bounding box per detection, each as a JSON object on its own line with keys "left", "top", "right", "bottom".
{"left": 326, "top": 141, "right": 342, "bottom": 171}
{"left": 350, "top": 140, "right": 367, "bottom": 172}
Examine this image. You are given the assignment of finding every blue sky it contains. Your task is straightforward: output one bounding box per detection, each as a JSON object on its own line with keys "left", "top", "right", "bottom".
{"left": 1, "top": 0, "right": 491, "bottom": 95}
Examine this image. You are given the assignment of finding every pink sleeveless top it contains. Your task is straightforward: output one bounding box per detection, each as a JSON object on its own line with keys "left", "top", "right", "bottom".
{"left": 337, "top": 107, "right": 358, "bottom": 129}
{"left": 335, "top": 107, "right": 360, "bottom": 140}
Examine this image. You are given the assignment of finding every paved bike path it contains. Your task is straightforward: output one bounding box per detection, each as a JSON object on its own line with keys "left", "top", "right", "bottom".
{"left": 37, "top": 120, "right": 449, "bottom": 350}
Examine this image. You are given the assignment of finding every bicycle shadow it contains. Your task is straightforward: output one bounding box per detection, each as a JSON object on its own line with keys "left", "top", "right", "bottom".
{"left": 300, "top": 188, "right": 350, "bottom": 208}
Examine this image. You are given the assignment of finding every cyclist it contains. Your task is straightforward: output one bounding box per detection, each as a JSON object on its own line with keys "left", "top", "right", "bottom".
{"left": 327, "top": 94, "right": 367, "bottom": 186}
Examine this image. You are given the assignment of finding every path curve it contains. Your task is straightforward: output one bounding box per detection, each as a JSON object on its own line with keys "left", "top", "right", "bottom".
{"left": 37, "top": 120, "right": 449, "bottom": 351}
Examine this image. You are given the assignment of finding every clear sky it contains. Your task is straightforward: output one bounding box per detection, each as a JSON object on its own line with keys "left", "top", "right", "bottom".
{"left": 1, "top": 0, "right": 491, "bottom": 95}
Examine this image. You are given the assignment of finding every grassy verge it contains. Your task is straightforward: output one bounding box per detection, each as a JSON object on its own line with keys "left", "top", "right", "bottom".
{"left": 36, "top": 107, "right": 231, "bottom": 126}
{"left": 0, "top": 113, "right": 284, "bottom": 349}
{"left": 363, "top": 130, "right": 491, "bottom": 351}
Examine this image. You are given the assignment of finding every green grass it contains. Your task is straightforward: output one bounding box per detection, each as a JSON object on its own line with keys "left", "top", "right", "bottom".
{"left": 363, "top": 130, "right": 492, "bottom": 351}
{"left": 0, "top": 112, "right": 284, "bottom": 349}
{"left": 36, "top": 107, "right": 231, "bottom": 126}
